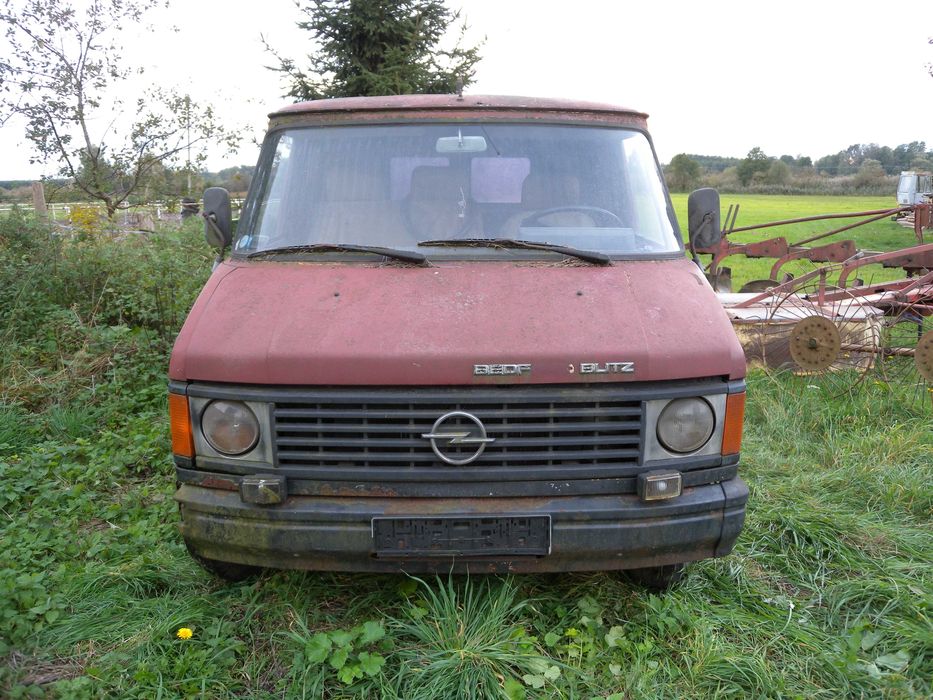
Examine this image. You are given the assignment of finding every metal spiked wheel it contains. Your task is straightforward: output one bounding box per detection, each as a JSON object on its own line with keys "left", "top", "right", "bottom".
{"left": 788, "top": 315, "right": 842, "bottom": 372}
{"left": 873, "top": 301, "right": 933, "bottom": 409}
{"left": 917, "top": 332, "right": 933, "bottom": 384}
{"left": 758, "top": 282, "right": 881, "bottom": 397}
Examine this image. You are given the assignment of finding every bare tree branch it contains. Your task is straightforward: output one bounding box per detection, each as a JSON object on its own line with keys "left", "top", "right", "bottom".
{"left": 1, "top": 0, "right": 241, "bottom": 218}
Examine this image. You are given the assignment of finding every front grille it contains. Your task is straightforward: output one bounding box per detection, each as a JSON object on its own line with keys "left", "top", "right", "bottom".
{"left": 272, "top": 386, "right": 643, "bottom": 471}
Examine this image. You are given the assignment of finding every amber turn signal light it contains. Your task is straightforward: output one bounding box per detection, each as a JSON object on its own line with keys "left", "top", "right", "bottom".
{"left": 722, "top": 392, "right": 745, "bottom": 455}
{"left": 168, "top": 393, "right": 195, "bottom": 458}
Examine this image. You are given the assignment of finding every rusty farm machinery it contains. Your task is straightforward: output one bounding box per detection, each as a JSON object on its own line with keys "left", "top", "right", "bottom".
{"left": 687, "top": 190, "right": 933, "bottom": 406}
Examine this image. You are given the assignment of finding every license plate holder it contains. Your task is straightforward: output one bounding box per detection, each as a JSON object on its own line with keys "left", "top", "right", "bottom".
{"left": 372, "top": 515, "right": 551, "bottom": 557}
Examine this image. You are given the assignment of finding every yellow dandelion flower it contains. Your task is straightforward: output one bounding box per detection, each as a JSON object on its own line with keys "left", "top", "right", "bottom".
{"left": 176, "top": 627, "right": 193, "bottom": 640}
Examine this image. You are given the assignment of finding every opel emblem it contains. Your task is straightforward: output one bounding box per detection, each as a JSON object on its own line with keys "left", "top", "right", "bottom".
{"left": 421, "top": 411, "right": 495, "bottom": 465}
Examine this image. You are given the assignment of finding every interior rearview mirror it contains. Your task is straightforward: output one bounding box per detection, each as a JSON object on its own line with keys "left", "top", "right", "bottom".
{"left": 687, "top": 188, "right": 722, "bottom": 250}
{"left": 436, "top": 134, "right": 487, "bottom": 153}
{"left": 203, "top": 187, "right": 233, "bottom": 251}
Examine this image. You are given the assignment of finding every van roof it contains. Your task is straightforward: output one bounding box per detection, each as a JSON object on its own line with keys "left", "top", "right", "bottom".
{"left": 268, "top": 94, "right": 649, "bottom": 127}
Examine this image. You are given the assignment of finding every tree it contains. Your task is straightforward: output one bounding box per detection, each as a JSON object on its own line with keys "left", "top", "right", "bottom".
{"left": 682, "top": 154, "right": 740, "bottom": 173}
{"left": 815, "top": 152, "right": 841, "bottom": 175}
{"left": 909, "top": 154, "right": 933, "bottom": 172}
{"left": 736, "top": 147, "right": 771, "bottom": 186}
{"left": 265, "top": 0, "right": 483, "bottom": 101}
{"left": 862, "top": 144, "right": 894, "bottom": 173}
{"left": 853, "top": 159, "right": 886, "bottom": 188}
{"left": 665, "top": 154, "right": 700, "bottom": 191}
{"left": 764, "top": 159, "right": 790, "bottom": 186}
{"left": 213, "top": 166, "right": 255, "bottom": 195}
{"left": 893, "top": 142, "right": 928, "bottom": 171}
{"left": 0, "top": 0, "right": 240, "bottom": 218}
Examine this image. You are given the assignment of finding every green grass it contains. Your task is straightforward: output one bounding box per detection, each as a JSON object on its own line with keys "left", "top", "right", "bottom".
{"left": 1, "top": 199, "right": 931, "bottom": 699}
{"left": 669, "top": 193, "right": 919, "bottom": 291}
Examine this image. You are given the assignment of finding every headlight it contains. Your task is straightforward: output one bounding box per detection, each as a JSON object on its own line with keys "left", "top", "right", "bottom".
{"left": 656, "top": 397, "right": 715, "bottom": 453}
{"left": 201, "top": 400, "right": 260, "bottom": 455}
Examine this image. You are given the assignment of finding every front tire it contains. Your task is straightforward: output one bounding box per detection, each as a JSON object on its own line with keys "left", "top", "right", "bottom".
{"left": 622, "top": 563, "right": 686, "bottom": 590}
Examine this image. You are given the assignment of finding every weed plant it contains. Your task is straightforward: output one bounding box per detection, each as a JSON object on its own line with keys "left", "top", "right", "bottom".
{"left": 0, "top": 203, "right": 930, "bottom": 698}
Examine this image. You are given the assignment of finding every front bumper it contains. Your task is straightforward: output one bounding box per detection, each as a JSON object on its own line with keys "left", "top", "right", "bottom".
{"left": 177, "top": 478, "right": 748, "bottom": 573}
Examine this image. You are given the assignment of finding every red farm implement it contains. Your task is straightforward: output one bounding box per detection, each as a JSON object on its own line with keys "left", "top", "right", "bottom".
{"left": 688, "top": 192, "right": 933, "bottom": 406}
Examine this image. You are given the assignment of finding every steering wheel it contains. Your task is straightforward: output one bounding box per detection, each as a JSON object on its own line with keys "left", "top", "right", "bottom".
{"left": 520, "top": 206, "right": 624, "bottom": 228}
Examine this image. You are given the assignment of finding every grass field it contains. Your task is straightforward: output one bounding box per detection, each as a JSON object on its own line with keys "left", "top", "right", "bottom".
{"left": 0, "top": 197, "right": 931, "bottom": 699}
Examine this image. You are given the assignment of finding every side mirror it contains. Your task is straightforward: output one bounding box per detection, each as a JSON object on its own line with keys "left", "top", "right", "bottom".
{"left": 687, "top": 188, "right": 722, "bottom": 250}
{"left": 203, "top": 187, "right": 232, "bottom": 251}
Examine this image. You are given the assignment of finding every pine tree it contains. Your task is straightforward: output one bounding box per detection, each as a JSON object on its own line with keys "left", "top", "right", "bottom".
{"left": 265, "top": 0, "right": 483, "bottom": 101}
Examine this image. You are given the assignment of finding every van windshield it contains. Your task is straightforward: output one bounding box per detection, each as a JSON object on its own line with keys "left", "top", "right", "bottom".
{"left": 235, "top": 124, "right": 681, "bottom": 259}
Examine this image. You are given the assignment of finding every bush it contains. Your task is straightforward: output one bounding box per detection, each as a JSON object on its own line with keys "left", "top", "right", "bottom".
{"left": 0, "top": 211, "right": 211, "bottom": 410}
{"left": 854, "top": 159, "right": 887, "bottom": 189}
{"left": 698, "top": 170, "right": 896, "bottom": 196}
{"left": 68, "top": 204, "right": 105, "bottom": 235}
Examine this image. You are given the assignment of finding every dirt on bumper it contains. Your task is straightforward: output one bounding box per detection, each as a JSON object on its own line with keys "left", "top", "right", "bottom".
{"left": 177, "top": 479, "right": 748, "bottom": 574}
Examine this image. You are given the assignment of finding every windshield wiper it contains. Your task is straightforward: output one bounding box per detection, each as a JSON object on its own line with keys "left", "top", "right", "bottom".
{"left": 245, "top": 243, "right": 426, "bottom": 264}
{"left": 418, "top": 238, "right": 611, "bottom": 265}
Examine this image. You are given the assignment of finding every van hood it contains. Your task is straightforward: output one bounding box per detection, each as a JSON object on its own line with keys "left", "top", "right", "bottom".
{"left": 169, "top": 258, "right": 745, "bottom": 385}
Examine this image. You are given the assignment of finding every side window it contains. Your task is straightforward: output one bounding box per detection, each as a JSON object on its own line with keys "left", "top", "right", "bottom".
{"left": 471, "top": 157, "right": 531, "bottom": 203}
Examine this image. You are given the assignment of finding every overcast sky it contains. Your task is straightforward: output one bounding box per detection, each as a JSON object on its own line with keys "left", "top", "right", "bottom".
{"left": 1, "top": 0, "right": 931, "bottom": 179}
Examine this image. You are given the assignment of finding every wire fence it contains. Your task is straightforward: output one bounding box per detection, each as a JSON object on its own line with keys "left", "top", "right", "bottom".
{"left": 0, "top": 199, "right": 244, "bottom": 223}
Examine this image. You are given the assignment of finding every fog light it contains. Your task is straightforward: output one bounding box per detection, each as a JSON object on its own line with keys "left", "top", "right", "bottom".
{"left": 637, "top": 470, "right": 682, "bottom": 501}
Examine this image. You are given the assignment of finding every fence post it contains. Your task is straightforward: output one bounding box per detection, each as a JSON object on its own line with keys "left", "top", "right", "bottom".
{"left": 31, "top": 182, "right": 48, "bottom": 221}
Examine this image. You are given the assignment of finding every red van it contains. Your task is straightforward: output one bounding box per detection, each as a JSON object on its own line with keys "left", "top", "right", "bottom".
{"left": 168, "top": 95, "right": 747, "bottom": 589}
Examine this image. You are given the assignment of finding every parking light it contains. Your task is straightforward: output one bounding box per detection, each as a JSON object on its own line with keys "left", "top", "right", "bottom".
{"left": 637, "top": 470, "right": 683, "bottom": 501}
{"left": 722, "top": 392, "right": 745, "bottom": 455}
{"left": 168, "top": 393, "right": 194, "bottom": 458}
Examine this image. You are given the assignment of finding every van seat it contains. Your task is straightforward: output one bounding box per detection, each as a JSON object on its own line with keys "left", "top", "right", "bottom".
{"left": 309, "top": 166, "right": 411, "bottom": 247}
{"left": 406, "top": 166, "right": 480, "bottom": 240}
{"left": 500, "top": 172, "right": 594, "bottom": 236}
